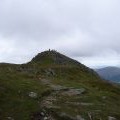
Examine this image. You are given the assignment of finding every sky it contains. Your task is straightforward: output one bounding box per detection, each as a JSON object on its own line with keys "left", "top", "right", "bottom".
{"left": 0, "top": 0, "right": 120, "bottom": 68}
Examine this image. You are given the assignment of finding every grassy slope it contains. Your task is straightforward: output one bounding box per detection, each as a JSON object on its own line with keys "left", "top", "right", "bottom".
{"left": 0, "top": 64, "right": 120, "bottom": 120}
{"left": 0, "top": 64, "right": 51, "bottom": 120}
{"left": 0, "top": 54, "right": 120, "bottom": 120}
{"left": 44, "top": 67, "right": 120, "bottom": 119}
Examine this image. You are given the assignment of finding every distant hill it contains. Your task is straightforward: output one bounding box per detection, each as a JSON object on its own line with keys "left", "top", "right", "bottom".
{"left": 95, "top": 67, "right": 120, "bottom": 83}
{"left": 0, "top": 50, "right": 120, "bottom": 120}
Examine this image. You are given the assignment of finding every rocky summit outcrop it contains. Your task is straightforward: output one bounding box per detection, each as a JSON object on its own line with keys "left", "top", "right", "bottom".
{"left": 31, "top": 50, "right": 84, "bottom": 66}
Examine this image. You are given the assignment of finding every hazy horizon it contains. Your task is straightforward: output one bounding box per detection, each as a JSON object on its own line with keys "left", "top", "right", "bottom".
{"left": 0, "top": 49, "right": 119, "bottom": 69}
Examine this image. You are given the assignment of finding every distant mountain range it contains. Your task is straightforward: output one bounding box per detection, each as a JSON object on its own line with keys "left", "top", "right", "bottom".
{"left": 95, "top": 67, "right": 120, "bottom": 83}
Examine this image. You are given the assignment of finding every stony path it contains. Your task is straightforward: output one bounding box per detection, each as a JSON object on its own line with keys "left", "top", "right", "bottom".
{"left": 31, "top": 78, "right": 117, "bottom": 120}
{"left": 37, "top": 78, "right": 87, "bottom": 120}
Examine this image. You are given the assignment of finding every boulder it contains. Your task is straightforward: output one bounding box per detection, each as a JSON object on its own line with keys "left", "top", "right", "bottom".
{"left": 76, "top": 115, "right": 85, "bottom": 120}
{"left": 29, "top": 92, "right": 38, "bottom": 98}
{"left": 6, "top": 117, "right": 14, "bottom": 120}
{"left": 108, "top": 116, "right": 116, "bottom": 120}
{"left": 45, "top": 68, "right": 55, "bottom": 76}
{"left": 61, "top": 88, "right": 86, "bottom": 96}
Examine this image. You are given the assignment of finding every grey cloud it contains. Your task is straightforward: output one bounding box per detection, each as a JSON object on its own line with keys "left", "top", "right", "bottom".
{"left": 0, "top": 0, "right": 120, "bottom": 67}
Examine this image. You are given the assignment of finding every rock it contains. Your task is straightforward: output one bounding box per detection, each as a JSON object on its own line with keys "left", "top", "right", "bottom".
{"left": 60, "top": 112, "right": 74, "bottom": 119}
{"left": 41, "top": 112, "right": 45, "bottom": 116}
{"left": 80, "top": 102, "right": 93, "bottom": 106}
{"left": 61, "top": 88, "right": 86, "bottom": 96}
{"left": 31, "top": 112, "right": 44, "bottom": 120}
{"left": 44, "top": 116, "right": 48, "bottom": 120}
{"left": 66, "top": 102, "right": 93, "bottom": 106}
{"left": 31, "top": 110, "right": 54, "bottom": 120}
{"left": 29, "top": 92, "right": 38, "bottom": 98}
{"left": 102, "top": 96, "right": 107, "bottom": 100}
{"left": 46, "top": 96, "right": 56, "bottom": 102}
{"left": 76, "top": 115, "right": 85, "bottom": 120}
{"left": 45, "top": 68, "right": 55, "bottom": 76}
{"left": 6, "top": 117, "right": 14, "bottom": 120}
{"left": 46, "top": 105, "right": 61, "bottom": 109}
{"left": 42, "top": 100, "right": 52, "bottom": 106}
{"left": 50, "top": 85, "right": 68, "bottom": 91}
{"left": 40, "top": 79, "right": 51, "bottom": 85}
{"left": 66, "top": 101, "right": 80, "bottom": 105}
{"left": 108, "top": 116, "right": 116, "bottom": 120}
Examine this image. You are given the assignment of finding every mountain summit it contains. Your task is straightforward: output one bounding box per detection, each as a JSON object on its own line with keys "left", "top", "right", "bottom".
{"left": 31, "top": 50, "right": 81, "bottom": 66}
{"left": 30, "top": 50, "right": 98, "bottom": 78}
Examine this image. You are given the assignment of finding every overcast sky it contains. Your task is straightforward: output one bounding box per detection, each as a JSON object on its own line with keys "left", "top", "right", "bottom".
{"left": 0, "top": 0, "right": 120, "bottom": 68}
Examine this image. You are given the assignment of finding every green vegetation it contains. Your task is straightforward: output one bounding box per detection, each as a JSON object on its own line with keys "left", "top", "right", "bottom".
{"left": 0, "top": 50, "right": 120, "bottom": 120}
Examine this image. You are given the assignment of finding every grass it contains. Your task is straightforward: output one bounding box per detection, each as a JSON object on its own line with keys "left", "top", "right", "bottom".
{"left": 0, "top": 64, "right": 51, "bottom": 120}
{"left": 0, "top": 53, "right": 120, "bottom": 120}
